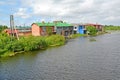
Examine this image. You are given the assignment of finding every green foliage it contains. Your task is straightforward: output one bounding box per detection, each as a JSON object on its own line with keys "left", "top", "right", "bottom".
{"left": 86, "top": 26, "right": 97, "bottom": 36}
{"left": 45, "top": 35, "right": 65, "bottom": 46}
{"left": 6, "top": 36, "right": 48, "bottom": 52}
{"left": 0, "top": 34, "right": 65, "bottom": 57}
{"left": 0, "top": 25, "right": 8, "bottom": 32}
{"left": 21, "top": 36, "right": 48, "bottom": 51}
{"left": 104, "top": 25, "right": 120, "bottom": 30}
{"left": 0, "top": 33, "right": 11, "bottom": 54}
{"left": 46, "top": 27, "right": 53, "bottom": 35}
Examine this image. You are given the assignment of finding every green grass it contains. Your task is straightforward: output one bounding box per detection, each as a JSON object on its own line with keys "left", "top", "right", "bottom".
{"left": 0, "top": 34, "right": 66, "bottom": 57}
{"left": 70, "top": 34, "right": 85, "bottom": 38}
{"left": 105, "top": 26, "right": 120, "bottom": 30}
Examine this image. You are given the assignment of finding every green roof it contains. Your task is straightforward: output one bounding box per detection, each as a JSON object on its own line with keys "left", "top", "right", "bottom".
{"left": 55, "top": 22, "right": 72, "bottom": 27}
{"left": 35, "top": 22, "right": 55, "bottom": 26}
{"left": 35, "top": 22, "right": 72, "bottom": 27}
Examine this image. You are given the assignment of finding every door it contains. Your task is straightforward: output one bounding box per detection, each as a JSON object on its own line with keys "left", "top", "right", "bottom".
{"left": 78, "top": 26, "right": 84, "bottom": 34}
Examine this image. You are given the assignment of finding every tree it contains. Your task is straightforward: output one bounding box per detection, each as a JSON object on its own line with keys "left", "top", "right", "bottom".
{"left": 46, "top": 26, "right": 52, "bottom": 36}
{"left": 86, "top": 26, "right": 97, "bottom": 36}
{"left": 0, "top": 25, "right": 8, "bottom": 33}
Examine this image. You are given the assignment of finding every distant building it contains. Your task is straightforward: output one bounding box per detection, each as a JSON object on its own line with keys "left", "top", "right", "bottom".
{"left": 31, "top": 22, "right": 55, "bottom": 36}
{"left": 18, "top": 30, "right": 32, "bottom": 36}
{"left": 4, "top": 29, "right": 19, "bottom": 36}
{"left": 55, "top": 22, "right": 73, "bottom": 36}
{"left": 73, "top": 23, "right": 104, "bottom": 34}
{"left": 31, "top": 21, "right": 73, "bottom": 36}
{"left": 73, "top": 24, "right": 86, "bottom": 34}
{"left": 16, "top": 26, "right": 32, "bottom": 36}
{"left": 4, "top": 26, "right": 32, "bottom": 37}
{"left": 85, "top": 23, "right": 104, "bottom": 31}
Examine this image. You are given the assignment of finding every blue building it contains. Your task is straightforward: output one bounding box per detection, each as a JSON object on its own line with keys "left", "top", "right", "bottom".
{"left": 73, "top": 24, "right": 86, "bottom": 34}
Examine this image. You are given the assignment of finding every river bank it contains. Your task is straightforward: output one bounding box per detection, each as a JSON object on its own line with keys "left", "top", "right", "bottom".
{"left": 0, "top": 34, "right": 65, "bottom": 57}
{"left": 0, "top": 34, "right": 86, "bottom": 58}
{"left": 0, "top": 31, "right": 107, "bottom": 58}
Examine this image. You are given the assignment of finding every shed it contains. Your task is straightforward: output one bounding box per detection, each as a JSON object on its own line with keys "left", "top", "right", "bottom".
{"left": 55, "top": 22, "right": 73, "bottom": 36}
{"left": 31, "top": 22, "right": 55, "bottom": 36}
{"left": 16, "top": 26, "right": 32, "bottom": 36}
{"left": 18, "top": 30, "right": 32, "bottom": 36}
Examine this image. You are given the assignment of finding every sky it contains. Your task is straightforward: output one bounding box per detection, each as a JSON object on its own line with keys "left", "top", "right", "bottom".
{"left": 0, "top": 0, "right": 120, "bottom": 26}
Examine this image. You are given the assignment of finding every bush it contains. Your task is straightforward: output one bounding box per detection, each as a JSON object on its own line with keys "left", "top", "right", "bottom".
{"left": 46, "top": 27, "right": 53, "bottom": 36}
{"left": 104, "top": 25, "right": 120, "bottom": 30}
{"left": 0, "top": 34, "right": 65, "bottom": 57}
{"left": 17, "top": 36, "right": 48, "bottom": 51}
{"left": 45, "top": 35, "right": 65, "bottom": 46}
{"left": 86, "top": 26, "right": 97, "bottom": 36}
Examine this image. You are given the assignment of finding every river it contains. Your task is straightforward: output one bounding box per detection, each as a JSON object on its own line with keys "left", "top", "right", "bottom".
{"left": 0, "top": 31, "right": 120, "bottom": 80}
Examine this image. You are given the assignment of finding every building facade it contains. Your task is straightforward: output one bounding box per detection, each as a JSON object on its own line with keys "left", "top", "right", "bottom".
{"left": 73, "top": 23, "right": 104, "bottom": 34}
{"left": 73, "top": 24, "right": 86, "bottom": 34}
{"left": 31, "top": 22, "right": 55, "bottom": 36}
{"left": 85, "top": 23, "right": 104, "bottom": 31}
{"left": 31, "top": 22, "right": 73, "bottom": 36}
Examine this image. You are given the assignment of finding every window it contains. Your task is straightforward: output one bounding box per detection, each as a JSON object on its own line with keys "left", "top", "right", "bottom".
{"left": 75, "top": 27, "right": 77, "bottom": 29}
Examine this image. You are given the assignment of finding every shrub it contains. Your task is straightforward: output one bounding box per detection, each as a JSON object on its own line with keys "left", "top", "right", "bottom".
{"left": 46, "top": 27, "right": 53, "bottom": 36}
{"left": 45, "top": 35, "right": 65, "bottom": 46}
{"left": 86, "top": 26, "right": 97, "bottom": 36}
{"left": 0, "top": 34, "right": 65, "bottom": 57}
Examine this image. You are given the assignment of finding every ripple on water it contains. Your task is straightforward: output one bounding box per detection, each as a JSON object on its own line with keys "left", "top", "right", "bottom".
{"left": 1, "top": 32, "right": 120, "bottom": 80}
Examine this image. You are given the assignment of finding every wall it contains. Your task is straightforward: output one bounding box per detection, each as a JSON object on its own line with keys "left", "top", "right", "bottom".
{"left": 78, "top": 25, "right": 85, "bottom": 34}
{"left": 32, "top": 24, "right": 41, "bottom": 36}
{"left": 19, "top": 31, "right": 32, "bottom": 36}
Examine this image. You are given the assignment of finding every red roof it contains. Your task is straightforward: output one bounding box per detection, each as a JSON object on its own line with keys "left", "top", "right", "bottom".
{"left": 85, "top": 23, "right": 102, "bottom": 26}
{"left": 5, "top": 29, "right": 19, "bottom": 34}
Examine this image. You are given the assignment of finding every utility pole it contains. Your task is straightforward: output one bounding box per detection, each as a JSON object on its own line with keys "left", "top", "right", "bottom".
{"left": 10, "top": 15, "right": 14, "bottom": 37}
{"left": 10, "top": 15, "right": 19, "bottom": 40}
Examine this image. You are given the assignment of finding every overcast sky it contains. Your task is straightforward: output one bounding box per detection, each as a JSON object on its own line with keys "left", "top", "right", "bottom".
{"left": 0, "top": 0, "right": 120, "bottom": 26}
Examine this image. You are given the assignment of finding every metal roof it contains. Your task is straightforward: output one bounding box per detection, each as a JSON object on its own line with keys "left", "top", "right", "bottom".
{"left": 34, "top": 22, "right": 72, "bottom": 27}
{"left": 55, "top": 22, "right": 72, "bottom": 27}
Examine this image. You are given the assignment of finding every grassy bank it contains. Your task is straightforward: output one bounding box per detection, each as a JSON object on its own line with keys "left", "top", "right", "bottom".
{"left": 70, "top": 34, "right": 86, "bottom": 38}
{"left": 0, "top": 33, "right": 98, "bottom": 58}
{"left": 0, "top": 34, "right": 65, "bottom": 57}
{"left": 105, "top": 26, "right": 120, "bottom": 30}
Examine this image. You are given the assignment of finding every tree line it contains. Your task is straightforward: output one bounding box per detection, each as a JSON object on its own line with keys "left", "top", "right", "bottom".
{"left": 0, "top": 25, "right": 8, "bottom": 32}
{"left": 104, "top": 25, "right": 120, "bottom": 30}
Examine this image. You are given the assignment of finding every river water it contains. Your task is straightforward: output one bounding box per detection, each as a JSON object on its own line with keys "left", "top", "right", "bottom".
{"left": 0, "top": 31, "right": 120, "bottom": 80}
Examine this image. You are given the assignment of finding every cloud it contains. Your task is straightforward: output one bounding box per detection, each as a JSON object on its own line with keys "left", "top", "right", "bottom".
{"left": 0, "top": 0, "right": 18, "bottom": 5}
{"left": 14, "top": 8, "right": 30, "bottom": 19}
{"left": 3, "top": 0, "right": 120, "bottom": 25}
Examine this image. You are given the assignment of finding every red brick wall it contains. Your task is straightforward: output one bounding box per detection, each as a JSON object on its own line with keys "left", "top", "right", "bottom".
{"left": 19, "top": 32, "right": 32, "bottom": 36}
{"left": 32, "top": 24, "right": 41, "bottom": 36}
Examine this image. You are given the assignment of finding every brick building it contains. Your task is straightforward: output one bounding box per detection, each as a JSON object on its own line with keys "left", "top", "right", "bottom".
{"left": 31, "top": 22, "right": 73, "bottom": 36}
